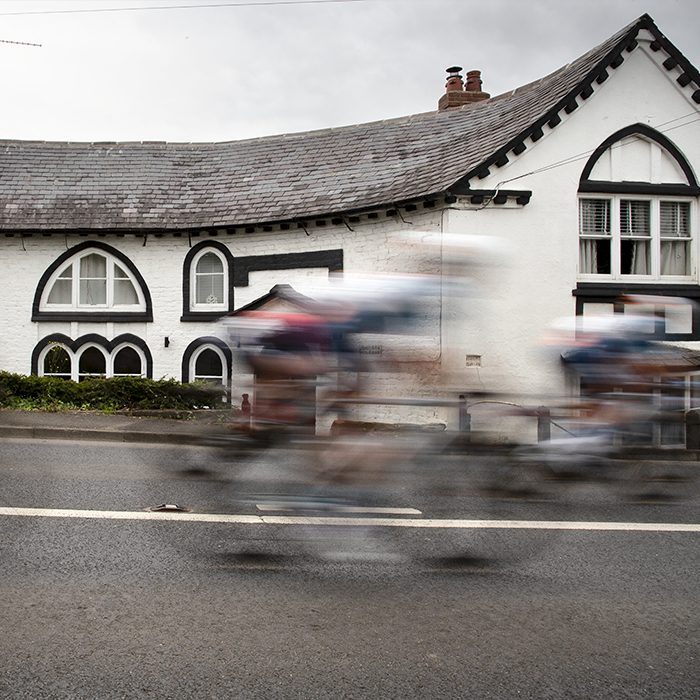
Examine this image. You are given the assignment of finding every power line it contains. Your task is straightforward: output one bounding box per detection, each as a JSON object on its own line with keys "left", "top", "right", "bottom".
{"left": 0, "top": 38, "right": 41, "bottom": 47}
{"left": 0, "top": 0, "right": 369, "bottom": 18}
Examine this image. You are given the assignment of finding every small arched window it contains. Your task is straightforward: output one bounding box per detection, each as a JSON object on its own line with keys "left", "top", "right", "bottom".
{"left": 35, "top": 337, "right": 149, "bottom": 381}
{"left": 112, "top": 346, "right": 144, "bottom": 376}
{"left": 78, "top": 346, "right": 107, "bottom": 381}
{"left": 43, "top": 344, "right": 71, "bottom": 380}
{"left": 190, "top": 248, "right": 228, "bottom": 312}
{"left": 40, "top": 248, "right": 145, "bottom": 312}
{"left": 192, "top": 346, "right": 226, "bottom": 386}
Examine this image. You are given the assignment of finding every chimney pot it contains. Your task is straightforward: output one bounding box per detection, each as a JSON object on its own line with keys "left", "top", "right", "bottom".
{"left": 444, "top": 66, "right": 464, "bottom": 93}
{"left": 465, "top": 70, "right": 483, "bottom": 92}
{"left": 438, "top": 68, "right": 490, "bottom": 110}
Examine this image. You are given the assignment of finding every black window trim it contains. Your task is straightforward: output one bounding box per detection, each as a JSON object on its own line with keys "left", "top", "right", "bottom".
{"left": 181, "top": 336, "right": 233, "bottom": 383}
{"left": 573, "top": 283, "right": 700, "bottom": 341}
{"left": 181, "top": 241, "right": 236, "bottom": 322}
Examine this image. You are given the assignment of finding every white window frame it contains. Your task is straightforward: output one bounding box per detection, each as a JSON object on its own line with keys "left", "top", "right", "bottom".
{"left": 578, "top": 195, "right": 696, "bottom": 282}
{"left": 190, "top": 248, "right": 228, "bottom": 312}
{"left": 40, "top": 249, "right": 146, "bottom": 312}
{"left": 76, "top": 344, "right": 108, "bottom": 380}
{"left": 111, "top": 343, "right": 146, "bottom": 378}
{"left": 189, "top": 344, "right": 228, "bottom": 388}
{"left": 40, "top": 343, "right": 73, "bottom": 380}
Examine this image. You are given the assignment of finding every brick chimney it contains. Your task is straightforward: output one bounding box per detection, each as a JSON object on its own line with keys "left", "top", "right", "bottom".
{"left": 438, "top": 67, "right": 490, "bottom": 111}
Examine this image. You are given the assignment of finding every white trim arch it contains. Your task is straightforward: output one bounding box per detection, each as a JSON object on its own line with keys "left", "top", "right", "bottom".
{"left": 77, "top": 344, "right": 108, "bottom": 380}
{"left": 189, "top": 343, "right": 228, "bottom": 386}
{"left": 40, "top": 342, "right": 72, "bottom": 380}
{"left": 111, "top": 343, "right": 147, "bottom": 377}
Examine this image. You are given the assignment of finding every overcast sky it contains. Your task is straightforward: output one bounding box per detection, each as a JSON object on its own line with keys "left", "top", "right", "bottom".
{"left": 0, "top": 0, "right": 697, "bottom": 143}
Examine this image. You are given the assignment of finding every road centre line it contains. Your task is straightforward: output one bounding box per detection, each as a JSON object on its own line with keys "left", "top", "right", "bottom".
{"left": 0, "top": 506, "right": 699, "bottom": 531}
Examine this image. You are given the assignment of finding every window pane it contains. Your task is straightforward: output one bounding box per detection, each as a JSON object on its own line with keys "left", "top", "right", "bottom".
{"left": 114, "top": 347, "right": 141, "bottom": 375}
{"left": 665, "top": 303, "right": 693, "bottom": 334}
{"left": 47, "top": 279, "right": 72, "bottom": 304}
{"left": 197, "top": 252, "right": 223, "bottom": 275}
{"left": 80, "top": 254, "right": 107, "bottom": 278}
{"left": 660, "top": 202, "right": 690, "bottom": 238}
{"left": 580, "top": 238, "right": 610, "bottom": 274}
{"left": 80, "top": 279, "right": 107, "bottom": 304}
{"left": 620, "top": 200, "right": 650, "bottom": 236}
{"left": 579, "top": 199, "right": 610, "bottom": 235}
{"left": 114, "top": 279, "right": 138, "bottom": 305}
{"left": 79, "top": 254, "right": 107, "bottom": 305}
{"left": 621, "top": 239, "right": 650, "bottom": 274}
{"left": 195, "top": 349, "right": 223, "bottom": 378}
{"left": 661, "top": 240, "right": 690, "bottom": 276}
{"left": 43, "top": 346, "right": 71, "bottom": 376}
{"left": 196, "top": 275, "right": 224, "bottom": 304}
{"left": 195, "top": 253, "right": 225, "bottom": 304}
{"left": 79, "top": 347, "right": 106, "bottom": 375}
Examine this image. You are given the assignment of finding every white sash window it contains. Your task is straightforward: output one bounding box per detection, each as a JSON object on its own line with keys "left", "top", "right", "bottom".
{"left": 579, "top": 197, "right": 694, "bottom": 280}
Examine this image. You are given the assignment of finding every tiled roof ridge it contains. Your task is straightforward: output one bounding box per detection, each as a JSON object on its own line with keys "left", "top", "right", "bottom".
{"left": 0, "top": 109, "right": 447, "bottom": 151}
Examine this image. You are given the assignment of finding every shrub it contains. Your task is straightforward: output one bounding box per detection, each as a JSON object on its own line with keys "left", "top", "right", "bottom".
{"left": 0, "top": 372, "right": 225, "bottom": 412}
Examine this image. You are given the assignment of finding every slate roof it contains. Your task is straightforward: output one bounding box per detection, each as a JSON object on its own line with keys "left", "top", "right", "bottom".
{"left": 0, "top": 14, "right": 695, "bottom": 232}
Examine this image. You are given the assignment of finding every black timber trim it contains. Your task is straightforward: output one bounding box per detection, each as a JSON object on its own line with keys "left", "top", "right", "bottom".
{"left": 579, "top": 123, "right": 699, "bottom": 188}
{"left": 573, "top": 283, "right": 700, "bottom": 341}
{"left": 446, "top": 187, "right": 533, "bottom": 205}
{"left": 0, "top": 193, "right": 455, "bottom": 237}
{"left": 32, "top": 241, "right": 153, "bottom": 322}
{"left": 232, "top": 249, "right": 344, "bottom": 287}
{"left": 181, "top": 336, "right": 233, "bottom": 384}
{"left": 579, "top": 181, "right": 700, "bottom": 196}
{"left": 449, "top": 14, "right": 700, "bottom": 193}
{"left": 181, "top": 240, "right": 236, "bottom": 322}
{"left": 31, "top": 332, "right": 153, "bottom": 377}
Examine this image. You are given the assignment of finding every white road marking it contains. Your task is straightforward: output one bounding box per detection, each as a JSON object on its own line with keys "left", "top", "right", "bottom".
{"left": 255, "top": 504, "right": 422, "bottom": 514}
{"left": 0, "top": 506, "right": 698, "bottom": 531}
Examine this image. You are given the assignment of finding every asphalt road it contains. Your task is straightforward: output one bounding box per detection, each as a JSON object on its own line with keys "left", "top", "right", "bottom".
{"left": 1, "top": 437, "right": 699, "bottom": 699}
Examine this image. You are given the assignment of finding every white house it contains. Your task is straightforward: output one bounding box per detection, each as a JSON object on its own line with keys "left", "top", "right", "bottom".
{"left": 1, "top": 14, "right": 699, "bottom": 441}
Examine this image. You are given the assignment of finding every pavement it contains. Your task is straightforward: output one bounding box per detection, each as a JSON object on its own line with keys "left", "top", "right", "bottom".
{"left": 0, "top": 408, "right": 235, "bottom": 446}
{"left": 0, "top": 408, "right": 698, "bottom": 462}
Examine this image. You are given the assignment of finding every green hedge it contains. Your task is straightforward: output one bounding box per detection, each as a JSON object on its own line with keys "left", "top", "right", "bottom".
{"left": 0, "top": 372, "right": 225, "bottom": 412}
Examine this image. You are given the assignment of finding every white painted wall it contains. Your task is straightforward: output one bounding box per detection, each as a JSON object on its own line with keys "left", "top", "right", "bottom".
{"left": 438, "top": 39, "right": 700, "bottom": 436}
{"left": 1, "top": 35, "right": 699, "bottom": 443}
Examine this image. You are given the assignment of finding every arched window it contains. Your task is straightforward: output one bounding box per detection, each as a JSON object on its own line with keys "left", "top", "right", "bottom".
{"left": 34, "top": 335, "right": 152, "bottom": 381}
{"left": 195, "top": 252, "right": 225, "bottom": 305}
{"left": 190, "top": 247, "right": 228, "bottom": 312}
{"left": 191, "top": 345, "right": 226, "bottom": 386}
{"left": 78, "top": 346, "right": 107, "bottom": 380}
{"left": 578, "top": 125, "right": 698, "bottom": 281}
{"left": 34, "top": 242, "right": 152, "bottom": 322}
{"left": 181, "top": 241, "right": 234, "bottom": 320}
{"left": 181, "top": 337, "right": 232, "bottom": 401}
{"left": 43, "top": 251, "right": 142, "bottom": 310}
{"left": 42, "top": 344, "right": 71, "bottom": 380}
{"left": 112, "top": 345, "right": 144, "bottom": 377}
